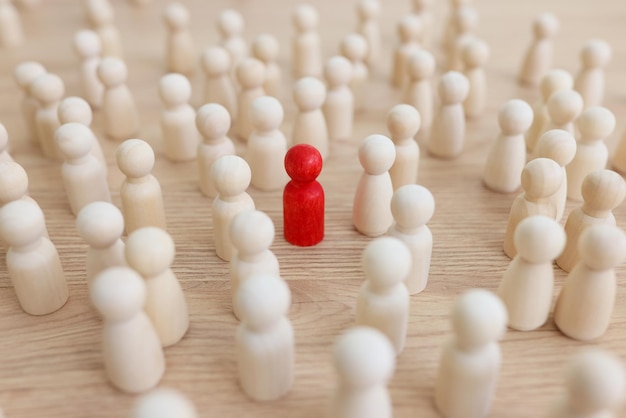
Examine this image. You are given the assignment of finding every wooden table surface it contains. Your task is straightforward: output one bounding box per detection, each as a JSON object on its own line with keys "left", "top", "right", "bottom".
{"left": 1, "top": 0, "right": 626, "bottom": 416}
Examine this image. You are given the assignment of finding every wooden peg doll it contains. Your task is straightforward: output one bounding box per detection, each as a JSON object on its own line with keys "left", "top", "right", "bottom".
{"left": 235, "top": 58, "right": 266, "bottom": 141}
{"left": 133, "top": 388, "right": 197, "bottom": 418}
{"left": 251, "top": 34, "right": 282, "bottom": 99}
{"left": 330, "top": 327, "right": 396, "bottom": 418}
{"left": 448, "top": 6, "right": 478, "bottom": 72}
{"left": 126, "top": 227, "right": 189, "bottom": 347}
{"left": 387, "top": 104, "right": 421, "bottom": 190}
{"left": 116, "top": 139, "right": 167, "bottom": 234}
{"left": 196, "top": 104, "right": 235, "bottom": 198}
{"left": 0, "top": 200, "right": 68, "bottom": 315}
{"left": 292, "top": 4, "right": 322, "bottom": 78}
{"left": 217, "top": 9, "right": 247, "bottom": 69}
{"left": 90, "top": 267, "right": 165, "bottom": 393}
{"left": 76, "top": 201, "right": 126, "bottom": 286}
{"left": 405, "top": 50, "right": 435, "bottom": 136}
{"left": 340, "top": 33, "right": 368, "bottom": 107}
{"left": 574, "top": 39, "right": 611, "bottom": 108}
{"left": 323, "top": 56, "right": 354, "bottom": 141}
{"left": 546, "top": 89, "right": 583, "bottom": 134}
{"left": 428, "top": 71, "right": 469, "bottom": 159}
{"left": 390, "top": 14, "right": 422, "bottom": 88}
{"left": 236, "top": 274, "right": 293, "bottom": 401}
{"left": 13, "top": 61, "right": 46, "bottom": 145}
{"left": 388, "top": 184, "right": 434, "bottom": 295}
{"left": 200, "top": 47, "right": 238, "bottom": 119}
{"left": 0, "top": 0, "right": 23, "bottom": 47}
{"left": 356, "top": 237, "right": 411, "bottom": 354}
{"left": 462, "top": 37, "right": 489, "bottom": 118}
{"left": 356, "top": 0, "right": 381, "bottom": 67}
{"left": 31, "top": 73, "right": 65, "bottom": 159}
{"left": 518, "top": 13, "right": 559, "bottom": 87}
{"left": 85, "top": 0, "right": 123, "bottom": 57}
{"left": 73, "top": 30, "right": 104, "bottom": 109}
{"left": 292, "top": 77, "right": 328, "bottom": 159}
{"left": 98, "top": 57, "right": 140, "bottom": 141}
{"left": 0, "top": 123, "right": 13, "bottom": 163}
{"left": 163, "top": 2, "right": 196, "bottom": 76}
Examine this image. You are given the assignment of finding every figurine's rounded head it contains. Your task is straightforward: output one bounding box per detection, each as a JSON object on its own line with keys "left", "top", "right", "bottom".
{"left": 55, "top": 122, "right": 94, "bottom": 160}
{"left": 387, "top": 104, "right": 421, "bottom": 142}
{"left": 159, "top": 73, "right": 191, "bottom": 107}
{"left": 452, "top": 289, "right": 507, "bottom": 350}
{"left": 340, "top": 33, "right": 368, "bottom": 62}
{"left": 0, "top": 123, "right": 8, "bottom": 153}
{"left": 73, "top": 29, "right": 101, "bottom": 58}
{"left": 362, "top": 237, "right": 411, "bottom": 290}
{"left": 358, "top": 134, "right": 396, "bottom": 175}
{"left": 357, "top": 0, "right": 380, "bottom": 19}
{"left": 566, "top": 350, "right": 626, "bottom": 413}
{"left": 546, "top": 90, "right": 583, "bottom": 126}
{"left": 497, "top": 99, "right": 533, "bottom": 136}
{"left": 333, "top": 327, "right": 395, "bottom": 388}
{"left": 293, "top": 4, "right": 318, "bottom": 31}
{"left": 514, "top": 216, "right": 566, "bottom": 263}
{"left": 0, "top": 161, "right": 29, "bottom": 204}
{"left": 284, "top": 144, "right": 323, "bottom": 182}
{"left": 453, "top": 6, "right": 479, "bottom": 33}
{"left": 577, "top": 106, "right": 616, "bottom": 141}
{"left": 438, "top": 71, "right": 469, "bottom": 105}
{"left": 58, "top": 96, "right": 93, "bottom": 126}
{"left": 230, "top": 210, "right": 275, "bottom": 255}
{"left": 581, "top": 169, "right": 626, "bottom": 214}
{"left": 76, "top": 201, "right": 124, "bottom": 249}
{"left": 126, "top": 227, "right": 175, "bottom": 277}
{"left": 211, "top": 155, "right": 251, "bottom": 197}
{"left": 324, "top": 56, "right": 353, "bottom": 88}
{"left": 200, "top": 46, "right": 231, "bottom": 76}
{"left": 251, "top": 34, "right": 279, "bottom": 63}
{"left": 407, "top": 49, "right": 435, "bottom": 80}
{"left": 13, "top": 61, "right": 46, "bottom": 91}
{"left": 116, "top": 139, "right": 155, "bottom": 178}
{"left": 163, "top": 2, "right": 189, "bottom": 30}
{"left": 133, "top": 388, "right": 198, "bottom": 418}
{"left": 293, "top": 77, "right": 326, "bottom": 111}
{"left": 398, "top": 14, "right": 422, "bottom": 42}
{"left": 217, "top": 9, "right": 244, "bottom": 37}
{"left": 534, "top": 129, "right": 577, "bottom": 167}
{"left": 196, "top": 103, "right": 231, "bottom": 140}
{"left": 521, "top": 158, "right": 563, "bottom": 199}
{"left": 391, "top": 184, "right": 435, "bottom": 229}
{"left": 86, "top": 0, "right": 114, "bottom": 25}
{"left": 540, "top": 69, "right": 573, "bottom": 102}
{"left": 97, "top": 57, "right": 128, "bottom": 87}
{"left": 30, "top": 73, "right": 65, "bottom": 104}
{"left": 0, "top": 199, "right": 45, "bottom": 247}
{"left": 251, "top": 96, "right": 283, "bottom": 132}
{"left": 461, "top": 38, "right": 489, "bottom": 68}
{"left": 533, "top": 12, "right": 559, "bottom": 39}
{"left": 91, "top": 267, "right": 146, "bottom": 321}
{"left": 235, "top": 57, "right": 265, "bottom": 89}
{"left": 235, "top": 274, "right": 290, "bottom": 331}
{"left": 578, "top": 224, "right": 626, "bottom": 271}
{"left": 580, "top": 39, "right": 612, "bottom": 69}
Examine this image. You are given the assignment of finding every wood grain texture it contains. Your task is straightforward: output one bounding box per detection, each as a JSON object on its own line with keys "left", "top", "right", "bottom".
{"left": 0, "top": 0, "right": 626, "bottom": 416}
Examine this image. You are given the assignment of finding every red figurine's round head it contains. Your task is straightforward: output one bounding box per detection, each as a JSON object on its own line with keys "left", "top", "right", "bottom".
{"left": 285, "top": 144, "right": 323, "bottom": 182}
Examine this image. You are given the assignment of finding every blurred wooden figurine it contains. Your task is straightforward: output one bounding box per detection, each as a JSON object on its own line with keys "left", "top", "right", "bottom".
{"left": 218, "top": 9, "right": 247, "bottom": 70}
{"left": 0, "top": 123, "right": 13, "bottom": 163}
{"left": 574, "top": 40, "right": 611, "bottom": 108}
{"left": 434, "top": 289, "right": 507, "bottom": 418}
{"left": 90, "top": 267, "right": 165, "bottom": 393}
{"left": 330, "top": 327, "right": 396, "bottom": 418}
{"left": 482, "top": 99, "right": 533, "bottom": 193}
{"left": 247, "top": 96, "right": 288, "bottom": 191}
{"left": 356, "top": 0, "right": 381, "bottom": 67}
{"left": 387, "top": 104, "right": 420, "bottom": 190}
{"left": 251, "top": 34, "right": 282, "bottom": 99}
{"left": 340, "top": 33, "right": 368, "bottom": 108}
{"left": 236, "top": 58, "right": 265, "bottom": 141}
{"left": 126, "top": 227, "right": 189, "bottom": 347}
{"left": 0, "top": 0, "right": 23, "bottom": 47}
{"left": 323, "top": 56, "right": 354, "bottom": 141}
{"left": 428, "top": 71, "right": 469, "bottom": 159}
{"left": 503, "top": 158, "right": 562, "bottom": 258}
{"left": 31, "top": 73, "right": 65, "bottom": 159}
{"left": 200, "top": 47, "right": 238, "bottom": 119}
{"left": 163, "top": 2, "right": 195, "bottom": 76}
{"left": 554, "top": 225, "right": 626, "bottom": 341}
{"left": 442, "top": 0, "right": 472, "bottom": 51}
{"left": 13, "top": 61, "right": 46, "bottom": 145}
{"left": 98, "top": 57, "right": 140, "bottom": 141}
{"left": 76, "top": 201, "right": 126, "bottom": 286}
{"left": 613, "top": 129, "right": 626, "bottom": 174}
{"left": 388, "top": 184, "right": 434, "bottom": 295}
{"left": 116, "top": 139, "right": 167, "bottom": 234}
{"left": 390, "top": 15, "right": 422, "bottom": 88}
{"left": 405, "top": 50, "right": 435, "bottom": 136}
{"left": 292, "top": 4, "right": 322, "bottom": 78}
{"left": 292, "top": 77, "right": 328, "bottom": 159}
{"left": 498, "top": 216, "right": 565, "bottom": 331}
{"left": 518, "top": 13, "right": 559, "bottom": 87}
{"left": 85, "top": 0, "right": 123, "bottom": 57}
{"left": 230, "top": 210, "right": 280, "bottom": 320}
{"left": 566, "top": 106, "right": 614, "bottom": 202}
{"left": 356, "top": 237, "right": 411, "bottom": 354}
{"left": 448, "top": 6, "right": 478, "bottom": 72}
{"left": 159, "top": 73, "right": 199, "bottom": 162}
{"left": 73, "top": 30, "right": 104, "bottom": 109}
{"left": 283, "top": 144, "right": 324, "bottom": 246}
{"left": 412, "top": 0, "right": 433, "bottom": 46}
{"left": 353, "top": 135, "right": 396, "bottom": 237}
{"left": 556, "top": 169, "right": 626, "bottom": 273}
{"left": 236, "top": 274, "right": 293, "bottom": 401}
{"left": 133, "top": 389, "right": 197, "bottom": 418}
{"left": 546, "top": 89, "right": 583, "bottom": 134}
{"left": 462, "top": 38, "right": 489, "bottom": 119}
{"left": 212, "top": 155, "right": 255, "bottom": 261}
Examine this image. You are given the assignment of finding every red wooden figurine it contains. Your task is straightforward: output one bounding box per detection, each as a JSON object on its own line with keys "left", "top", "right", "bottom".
{"left": 283, "top": 144, "right": 324, "bottom": 246}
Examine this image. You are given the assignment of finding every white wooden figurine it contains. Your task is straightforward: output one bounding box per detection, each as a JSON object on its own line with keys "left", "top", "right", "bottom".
{"left": 133, "top": 388, "right": 198, "bottom": 418}
{"left": 159, "top": 73, "right": 199, "bottom": 162}
{"left": 251, "top": 34, "right": 282, "bottom": 99}
{"left": 462, "top": 37, "right": 489, "bottom": 118}
{"left": 31, "top": 73, "right": 65, "bottom": 159}
{"left": 13, "top": 61, "right": 46, "bottom": 145}
{"left": 0, "top": 0, "right": 23, "bottom": 47}
{"left": 356, "top": 0, "right": 381, "bottom": 67}
{"left": 0, "top": 123, "right": 13, "bottom": 163}
{"left": 292, "top": 4, "right": 322, "bottom": 79}
{"left": 387, "top": 104, "right": 421, "bottom": 190}
{"left": 163, "top": 2, "right": 195, "bottom": 76}
{"left": 292, "top": 77, "right": 329, "bottom": 159}
{"left": 323, "top": 56, "right": 354, "bottom": 141}
{"left": 404, "top": 50, "right": 435, "bottom": 136}
{"left": 236, "top": 57, "right": 266, "bottom": 141}
{"left": 518, "top": 13, "right": 559, "bottom": 87}
{"left": 448, "top": 6, "right": 478, "bottom": 72}
{"left": 340, "top": 33, "right": 368, "bottom": 107}
{"left": 574, "top": 40, "right": 611, "bottom": 108}
{"left": 390, "top": 15, "right": 422, "bottom": 88}
{"left": 98, "top": 57, "right": 140, "bottom": 141}
{"left": 200, "top": 47, "right": 238, "bottom": 119}
{"left": 428, "top": 71, "right": 469, "bottom": 159}
{"left": 73, "top": 30, "right": 104, "bottom": 109}
{"left": 218, "top": 9, "right": 247, "bottom": 70}
{"left": 85, "top": 0, "right": 123, "bottom": 57}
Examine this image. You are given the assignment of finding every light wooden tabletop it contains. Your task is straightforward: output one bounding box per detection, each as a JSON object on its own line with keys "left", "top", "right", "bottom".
{"left": 1, "top": 0, "right": 626, "bottom": 416}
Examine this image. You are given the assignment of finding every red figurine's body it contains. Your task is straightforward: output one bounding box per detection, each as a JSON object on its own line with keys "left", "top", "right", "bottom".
{"left": 283, "top": 144, "right": 324, "bottom": 246}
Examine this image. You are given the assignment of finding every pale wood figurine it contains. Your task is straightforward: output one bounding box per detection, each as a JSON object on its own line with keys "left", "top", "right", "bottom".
{"left": 133, "top": 388, "right": 197, "bottom": 418}
{"left": 442, "top": 0, "right": 472, "bottom": 51}
{"left": 163, "top": 2, "right": 195, "bottom": 76}
{"left": 85, "top": 0, "right": 123, "bottom": 57}
{"left": 323, "top": 56, "right": 354, "bottom": 141}
{"left": 292, "top": 4, "right": 322, "bottom": 79}
{"left": 90, "top": 267, "right": 165, "bottom": 393}
{"left": 13, "top": 61, "right": 46, "bottom": 145}
{"left": 613, "top": 129, "right": 626, "bottom": 174}
{"left": 251, "top": 34, "right": 282, "bottom": 99}
{"left": 31, "top": 72, "right": 65, "bottom": 159}
{"left": 387, "top": 104, "right": 421, "bottom": 190}
{"left": 236, "top": 58, "right": 266, "bottom": 141}
{"left": 218, "top": 9, "right": 247, "bottom": 70}
{"left": 356, "top": 0, "right": 381, "bottom": 67}
{"left": 518, "top": 13, "right": 559, "bottom": 87}
{"left": 574, "top": 39, "right": 611, "bottom": 108}
{"left": 546, "top": 89, "right": 583, "bottom": 135}
{"left": 412, "top": 0, "right": 433, "bottom": 46}
{"left": 0, "top": 123, "right": 13, "bottom": 163}
{"left": 98, "top": 57, "right": 140, "bottom": 141}
{"left": 390, "top": 14, "right": 422, "bottom": 88}
{"left": 340, "top": 33, "right": 368, "bottom": 108}
{"left": 356, "top": 237, "right": 411, "bottom": 354}
{"left": 428, "top": 71, "right": 469, "bottom": 159}
{"left": 200, "top": 46, "right": 238, "bottom": 119}
{"left": 159, "top": 73, "right": 199, "bottom": 162}
{"left": 353, "top": 135, "right": 396, "bottom": 237}
{"left": 405, "top": 50, "right": 435, "bottom": 136}
{"left": 388, "top": 184, "right": 434, "bottom": 295}
{"left": 462, "top": 37, "right": 489, "bottom": 119}
{"left": 0, "top": 0, "right": 22, "bottom": 48}
{"left": 73, "top": 30, "right": 104, "bottom": 109}
{"left": 448, "top": 6, "right": 478, "bottom": 72}
{"left": 292, "top": 77, "right": 329, "bottom": 159}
